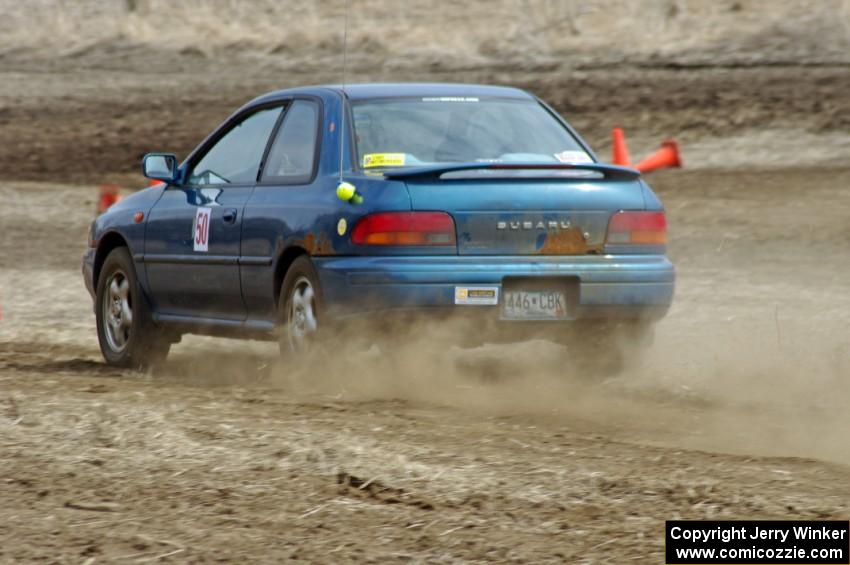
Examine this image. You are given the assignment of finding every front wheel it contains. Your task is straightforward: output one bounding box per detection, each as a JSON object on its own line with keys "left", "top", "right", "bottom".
{"left": 95, "top": 247, "right": 171, "bottom": 369}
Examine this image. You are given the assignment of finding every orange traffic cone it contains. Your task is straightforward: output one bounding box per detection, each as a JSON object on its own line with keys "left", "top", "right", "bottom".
{"left": 611, "top": 127, "right": 632, "bottom": 166}
{"left": 634, "top": 139, "right": 682, "bottom": 174}
{"left": 97, "top": 184, "right": 123, "bottom": 214}
{"left": 148, "top": 179, "right": 164, "bottom": 187}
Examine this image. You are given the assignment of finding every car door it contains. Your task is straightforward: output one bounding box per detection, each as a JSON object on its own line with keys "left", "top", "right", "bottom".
{"left": 144, "top": 105, "right": 283, "bottom": 321}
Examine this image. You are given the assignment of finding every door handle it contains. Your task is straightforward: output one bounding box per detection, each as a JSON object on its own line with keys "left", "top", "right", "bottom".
{"left": 222, "top": 208, "right": 238, "bottom": 225}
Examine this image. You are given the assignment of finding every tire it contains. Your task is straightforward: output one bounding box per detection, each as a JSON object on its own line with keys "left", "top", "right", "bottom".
{"left": 95, "top": 247, "right": 171, "bottom": 369}
{"left": 278, "top": 255, "right": 325, "bottom": 357}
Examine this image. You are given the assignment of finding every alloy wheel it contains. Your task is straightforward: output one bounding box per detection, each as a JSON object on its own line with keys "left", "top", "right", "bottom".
{"left": 102, "top": 270, "right": 133, "bottom": 352}
{"left": 287, "top": 276, "right": 317, "bottom": 351}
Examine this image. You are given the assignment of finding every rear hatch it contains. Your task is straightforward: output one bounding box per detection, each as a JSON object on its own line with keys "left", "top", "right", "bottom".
{"left": 386, "top": 163, "right": 645, "bottom": 255}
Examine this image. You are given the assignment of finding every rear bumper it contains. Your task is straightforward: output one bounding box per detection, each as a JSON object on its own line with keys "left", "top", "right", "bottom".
{"left": 314, "top": 254, "right": 674, "bottom": 321}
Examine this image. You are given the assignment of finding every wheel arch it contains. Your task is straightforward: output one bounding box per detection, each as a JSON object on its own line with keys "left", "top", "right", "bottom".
{"left": 94, "top": 231, "right": 130, "bottom": 288}
{"left": 273, "top": 246, "right": 310, "bottom": 306}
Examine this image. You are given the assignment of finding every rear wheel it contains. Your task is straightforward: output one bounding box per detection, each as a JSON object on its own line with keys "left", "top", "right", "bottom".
{"left": 278, "top": 256, "right": 325, "bottom": 357}
{"left": 96, "top": 247, "right": 171, "bottom": 369}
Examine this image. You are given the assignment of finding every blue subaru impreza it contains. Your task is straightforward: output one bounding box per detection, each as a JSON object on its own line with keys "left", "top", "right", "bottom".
{"left": 82, "top": 83, "right": 674, "bottom": 369}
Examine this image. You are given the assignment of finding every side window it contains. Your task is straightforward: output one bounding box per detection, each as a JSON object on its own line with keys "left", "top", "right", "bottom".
{"left": 261, "top": 100, "right": 319, "bottom": 184}
{"left": 189, "top": 107, "right": 282, "bottom": 186}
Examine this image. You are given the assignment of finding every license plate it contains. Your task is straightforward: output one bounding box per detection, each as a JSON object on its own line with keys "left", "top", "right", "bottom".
{"left": 502, "top": 290, "right": 568, "bottom": 320}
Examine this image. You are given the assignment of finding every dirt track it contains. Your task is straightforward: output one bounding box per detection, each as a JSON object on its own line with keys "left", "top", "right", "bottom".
{"left": 2, "top": 7, "right": 850, "bottom": 554}
{"left": 2, "top": 63, "right": 849, "bottom": 185}
{"left": 3, "top": 161, "right": 849, "bottom": 561}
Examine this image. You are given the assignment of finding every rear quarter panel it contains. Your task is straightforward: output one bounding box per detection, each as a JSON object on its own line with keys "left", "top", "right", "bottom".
{"left": 240, "top": 175, "right": 414, "bottom": 320}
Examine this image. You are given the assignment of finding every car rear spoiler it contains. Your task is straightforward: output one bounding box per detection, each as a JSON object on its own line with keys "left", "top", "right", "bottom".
{"left": 382, "top": 162, "right": 641, "bottom": 181}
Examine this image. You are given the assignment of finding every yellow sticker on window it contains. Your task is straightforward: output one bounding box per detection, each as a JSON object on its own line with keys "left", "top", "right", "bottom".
{"left": 363, "top": 153, "right": 406, "bottom": 168}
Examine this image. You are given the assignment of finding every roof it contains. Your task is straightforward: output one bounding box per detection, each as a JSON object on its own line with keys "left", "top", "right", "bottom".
{"left": 330, "top": 83, "right": 533, "bottom": 100}
{"left": 251, "top": 83, "right": 533, "bottom": 105}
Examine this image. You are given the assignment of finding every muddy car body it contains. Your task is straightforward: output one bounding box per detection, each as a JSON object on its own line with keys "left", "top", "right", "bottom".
{"left": 82, "top": 83, "right": 674, "bottom": 367}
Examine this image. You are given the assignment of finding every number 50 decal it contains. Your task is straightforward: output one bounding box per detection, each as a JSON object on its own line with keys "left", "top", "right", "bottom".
{"left": 193, "top": 207, "right": 211, "bottom": 252}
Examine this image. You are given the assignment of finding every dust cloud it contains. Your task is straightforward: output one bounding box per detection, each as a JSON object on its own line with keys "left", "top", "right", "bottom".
{"left": 154, "top": 302, "right": 850, "bottom": 466}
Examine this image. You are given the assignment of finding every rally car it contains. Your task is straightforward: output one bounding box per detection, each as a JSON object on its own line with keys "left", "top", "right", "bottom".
{"left": 82, "top": 83, "right": 674, "bottom": 369}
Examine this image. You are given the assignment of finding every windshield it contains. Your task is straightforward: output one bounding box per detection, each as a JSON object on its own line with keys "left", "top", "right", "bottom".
{"left": 352, "top": 97, "right": 592, "bottom": 169}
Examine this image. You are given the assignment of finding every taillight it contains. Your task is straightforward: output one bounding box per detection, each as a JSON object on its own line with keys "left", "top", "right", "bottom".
{"left": 351, "top": 212, "right": 456, "bottom": 246}
{"left": 606, "top": 211, "right": 667, "bottom": 245}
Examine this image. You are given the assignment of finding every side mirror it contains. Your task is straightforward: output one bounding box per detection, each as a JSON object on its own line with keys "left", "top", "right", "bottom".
{"left": 142, "top": 153, "right": 179, "bottom": 184}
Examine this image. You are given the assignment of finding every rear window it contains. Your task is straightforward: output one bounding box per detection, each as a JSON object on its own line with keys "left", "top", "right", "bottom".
{"left": 352, "top": 97, "right": 591, "bottom": 169}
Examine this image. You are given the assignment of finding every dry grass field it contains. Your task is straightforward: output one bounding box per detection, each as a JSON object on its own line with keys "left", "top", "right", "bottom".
{"left": 4, "top": 0, "right": 850, "bottom": 66}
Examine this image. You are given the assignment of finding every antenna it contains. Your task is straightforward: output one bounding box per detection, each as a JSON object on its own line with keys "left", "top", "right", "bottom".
{"left": 338, "top": 0, "right": 350, "bottom": 183}
{"left": 334, "top": 0, "right": 360, "bottom": 204}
